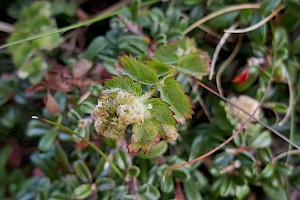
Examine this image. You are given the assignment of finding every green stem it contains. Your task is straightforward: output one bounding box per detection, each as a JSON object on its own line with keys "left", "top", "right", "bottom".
{"left": 0, "top": 8, "right": 124, "bottom": 49}
{"left": 32, "top": 116, "right": 124, "bottom": 180}
{"left": 286, "top": 95, "right": 299, "bottom": 163}
{"left": 0, "top": 0, "right": 161, "bottom": 50}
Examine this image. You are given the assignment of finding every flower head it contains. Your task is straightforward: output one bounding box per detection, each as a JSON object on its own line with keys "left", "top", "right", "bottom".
{"left": 91, "top": 90, "right": 150, "bottom": 139}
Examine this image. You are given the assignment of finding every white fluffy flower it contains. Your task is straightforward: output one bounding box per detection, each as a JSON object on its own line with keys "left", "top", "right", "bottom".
{"left": 91, "top": 90, "right": 150, "bottom": 139}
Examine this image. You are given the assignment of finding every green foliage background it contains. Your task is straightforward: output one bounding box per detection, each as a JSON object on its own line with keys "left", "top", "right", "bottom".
{"left": 1, "top": 0, "right": 300, "bottom": 199}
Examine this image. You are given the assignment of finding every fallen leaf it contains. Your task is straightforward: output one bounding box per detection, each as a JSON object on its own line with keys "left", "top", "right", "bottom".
{"left": 44, "top": 91, "right": 61, "bottom": 113}
{"left": 73, "top": 59, "right": 92, "bottom": 79}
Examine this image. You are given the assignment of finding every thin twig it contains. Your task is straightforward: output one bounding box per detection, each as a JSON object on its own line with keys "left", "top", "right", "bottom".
{"left": 224, "top": 4, "right": 285, "bottom": 34}
{"left": 188, "top": 78, "right": 212, "bottom": 120}
{"left": 273, "top": 149, "right": 300, "bottom": 162}
{"left": 184, "top": 3, "right": 261, "bottom": 35}
{"left": 196, "top": 81, "right": 300, "bottom": 150}
{"left": 181, "top": 13, "right": 223, "bottom": 40}
{"left": 209, "top": 23, "right": 239, "bottom": 80}
{"left": 216, "top": 35, "right": 242, "bottom": 96}
{"left": 278, "top": 73, "right": 294, "bottom": 126}
{"left": 164, "top": 68, "right": 275, "bottom": 178}
{"left": 31, "top": 116, "right": 124, "bottom": 179}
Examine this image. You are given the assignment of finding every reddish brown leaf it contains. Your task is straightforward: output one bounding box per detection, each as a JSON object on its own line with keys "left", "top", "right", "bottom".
{"left": 73, "top": 59, "right": 92, "bottom": 79}
{"left": 26, "top": 82, "right": 46, "bottom": 93}
{"left": 45, "top": 70, "right": 72, "bottom": 92}
{"left": 44, "top": 91, "right": 61, "bottom": 113}
{"left": 232, "top": 67, "right": 249, "bottom": 84}
{"left": 76, "top": 140, "right": 88, "bottom": 149}
{"left": 175, "top": 181, "right": 186, "bottom": 200}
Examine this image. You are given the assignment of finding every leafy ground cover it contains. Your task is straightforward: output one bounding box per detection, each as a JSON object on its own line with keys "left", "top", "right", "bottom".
{"left": 1, "top": 0, "right": 300, "bottom": 199}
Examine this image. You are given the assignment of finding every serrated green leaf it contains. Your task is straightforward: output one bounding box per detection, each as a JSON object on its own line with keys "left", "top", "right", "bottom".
{"left": 145, "top": 98, "right": 176, "bottom": 125}
{"left": 159, "top": 77, "right": 193, "bottom": 123}
{"left": 137, "top": 141, "right": 168, "bottom": 159}
{"left": 153, "top": 44, "right": 178, "bottom": 65}
{"left": 145, "top": 60, "right": 171, "bottom": 76}
{"left": 153, "top": 39, "right": 196, "bottom": 65}
{"left": 119, "top": 56, "right": 158, "bottom": 85}
{"left": 177, "top": 50, "right": 210, "bottom": 79}
{"left": 128, "top": 120, "right": 159, "bottom": 153}
{"left": 104, "top": 76, "right": 142, "bottom": 96}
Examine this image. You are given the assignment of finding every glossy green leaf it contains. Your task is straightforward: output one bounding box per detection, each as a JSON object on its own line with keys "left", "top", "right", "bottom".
{"left": 49, "top": 191, "right": 72, "bottom": 200}
{"left": 261, "top": 163, "right": 275, "bottom": 178}
{"left": 38, "top": 131, "right": 57, "bottom": 152}
{"left": 183, "top": 179, "right": 203, "bottom": 200}
{"left": 172, "top": 167, "right": 190, "bottom": 181}
{"left": 251, "top": 131, "right": 272, "bottom": 148}
{"left": 128, "top": 166, "right": 140, "bottom": 177}
{"left": 74, "top": 184, "right": 92, "bottom": 199}
{"left": 54, "top": 143, "right": 70, "bottom": 169}
{"left": 257, "top": 148, "right": 272, "bottom": 162}
{"left": 79, "top": 101, "right": 94, "bottom": 114}
{"left": 275, "top": 162, "right": 293, "bottom": 176}
{"left": 97, "top": 178, "right": 116, "bottom": 191}
{"left": 260, "top": 0, "right": 281, "bottom": 15}
{"left": 83, "top": 36, "right": 109, "bottom": 60}
{"left": 104, "top": 76, "right": 142, "bottom": 96}
{"left": 118, "top": 35, "right": 148, "bottom": 55}
{"left": 264, "top": 102, "right": 288, "bottom": 113}
{"left": 159, "top": 77, "right": 193, "bottom": 123}
{"left": 246, "top": 12, "right": 267, "bottom": 44}
{"left": 286, "top": 0, "right": 300, "bottom": 19}
{"left": 161, "top": 175, "right": 174, "bottom": 193}
{"left": 119, "top": 56, "right": 158, "bottom": 85}
{"left": 74, "top": 160, "right": 92, "bottom": 183}
{"left": 262, "top": 184, "right": 288, "bottom": 200}
{"left": 237, "top": 152, "right": 255, "bottom": 167}
{"left": 236, "top": 184, "right": 250, "bottom": 200}
{"left": 31, "top": 153, "right": 59, "bottom": 179}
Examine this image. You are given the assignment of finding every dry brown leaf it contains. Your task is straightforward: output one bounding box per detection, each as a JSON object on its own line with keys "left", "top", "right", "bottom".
{"left": 44, "top": 91, "right": 61, "bottom": 113}
{"left": 73, "top": 59, "right": 92, "bottom": 78}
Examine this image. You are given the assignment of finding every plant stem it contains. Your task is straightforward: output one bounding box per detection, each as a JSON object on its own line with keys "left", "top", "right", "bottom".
{"left": 184, "top": 3, "right": 261, "bottom": 35}
{"left": 224, "top": 4, "right": 285, "bottom": 33}
{"left": 32, "top": 116, "right": 124, "bottom": 180}
{"left": 0, "top": 0, "right": 161, "bottom": 50}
